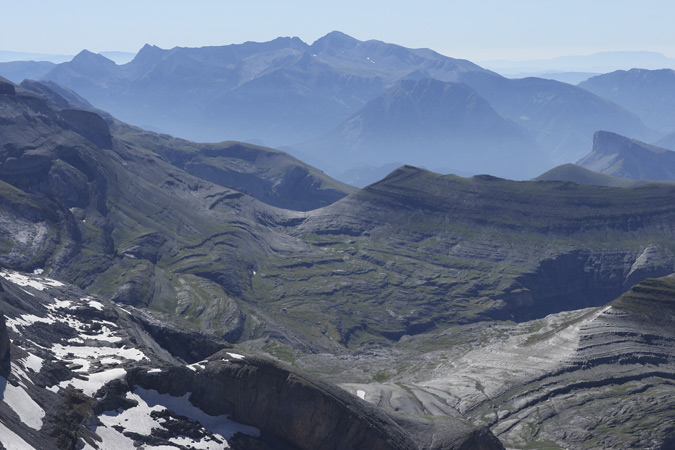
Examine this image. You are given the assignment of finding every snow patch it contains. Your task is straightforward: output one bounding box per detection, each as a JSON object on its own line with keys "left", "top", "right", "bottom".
{"left": 188, "top": 363, "right": 206, "bottom": 371}
{"left": 18, "top": 353, "right": 43, "bottom": 373}
{"left": 0, "top": 421, "right": 35, "bottom": 450}
{"left": 48, "top": 299, "right": 74, "bottom": 310}
{"left": 88, "top": 300, "right": 104, "bottom": 311}
{"left": 56, "top": 368, "right": 127, "bottom": 396}
{"left": 0, "top": 271, "right": 63, "bottom": 291}
{"left": 81, "top": 424, "right": 137, "bottom": 450}
{"left": 93, "top": 387, "right": 260, "bottom": 449}
{"left": 1, "top": 376, "right": 45, "bottom": 429}
{"left": 356, "top": 389, "right": 366, "bottom": 400}
{"left": 226, "top": 352, "right": 245, "bottom": 360}
{"left": 51, "top": 343, "right": 146, "bottom": 374}
{"left": 6, "top": 314, "right": 55, "bottom": 332}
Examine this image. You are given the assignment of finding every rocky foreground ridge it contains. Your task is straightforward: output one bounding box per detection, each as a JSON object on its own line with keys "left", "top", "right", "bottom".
{"left": 0, "top": 269, "right": 502, "bottom": 449}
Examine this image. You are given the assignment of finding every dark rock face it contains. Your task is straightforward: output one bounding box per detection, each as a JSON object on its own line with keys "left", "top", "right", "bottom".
{"left": 0, "top": 312, "right": 10, "bottom": 376}
{"left": 59, "top": 109, "right": 112, "bottom": 149}
{"left": 137, "top": 319, "right": 229, "bottom": 363}
{"left": 0, "top": 80, "right": 16, "bottom": 95}
{"left": 496, "top": 248, "right": 675, "bottom": 321}
{"left": 128, "top": 353, "right": 504, "bottom": 450}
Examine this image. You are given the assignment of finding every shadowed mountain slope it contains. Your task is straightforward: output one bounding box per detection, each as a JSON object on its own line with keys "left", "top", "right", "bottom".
{"left": 0, "top": 77, "right": 348, "bottom": 345}
{"left": 17, "top": 79, "right": 354, "bottom": 211}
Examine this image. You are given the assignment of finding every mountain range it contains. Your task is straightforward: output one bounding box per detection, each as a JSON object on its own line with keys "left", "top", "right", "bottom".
{"left": 3, "top": 40, "right": 675, "bottom": 448}
{"left": 580, "top": 68, "right": 675, "bottom": 134}
{"left": 5, "top": 31, "right": 651, "bottom": 182}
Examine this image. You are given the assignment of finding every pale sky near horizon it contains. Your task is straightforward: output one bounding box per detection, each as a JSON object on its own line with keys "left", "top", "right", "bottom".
{"left": 3, "top": 0, "right": 674, "bottom": 61}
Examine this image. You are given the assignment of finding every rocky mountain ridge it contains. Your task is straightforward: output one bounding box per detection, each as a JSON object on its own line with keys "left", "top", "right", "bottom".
{"left": 31, "top": 32, "right": 652, "bottom": 182}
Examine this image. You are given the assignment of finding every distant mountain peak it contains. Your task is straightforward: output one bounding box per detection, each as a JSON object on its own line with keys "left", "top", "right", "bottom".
{"left": 71, "top": 49, "right": 114, "bottom": 63}
{"left": 67, "top": 49, "right": 118, "bottom": 72}
{"left": 311, "top": 31, "right": 361, "bottom": 53}
{"left": 577, "top": 131, "right": 675, "bottom": 181}
{"left": 130, "top": 43, "right": 167, "bottom": 65}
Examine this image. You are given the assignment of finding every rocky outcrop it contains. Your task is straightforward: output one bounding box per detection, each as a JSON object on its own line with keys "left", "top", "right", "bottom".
{"left": 127, "top": 352, "right": 504, "bottom": 450}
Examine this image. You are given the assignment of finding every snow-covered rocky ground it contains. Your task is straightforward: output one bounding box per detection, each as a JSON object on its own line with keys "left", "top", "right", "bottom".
{"left": 0, "top": 269, "right": 260, "bottom": 450}
{"left": 0, "top": 269, "right": 505, "bottom": 450}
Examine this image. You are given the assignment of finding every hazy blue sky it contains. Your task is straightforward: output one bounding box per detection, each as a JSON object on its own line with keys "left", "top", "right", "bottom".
{"left": 3, "top": 0, "right": 674, "bottom": 61}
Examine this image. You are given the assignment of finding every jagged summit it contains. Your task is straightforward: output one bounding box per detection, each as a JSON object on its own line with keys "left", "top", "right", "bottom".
{"left": 129, "top": 43, "right": 166, "bottom": 65}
